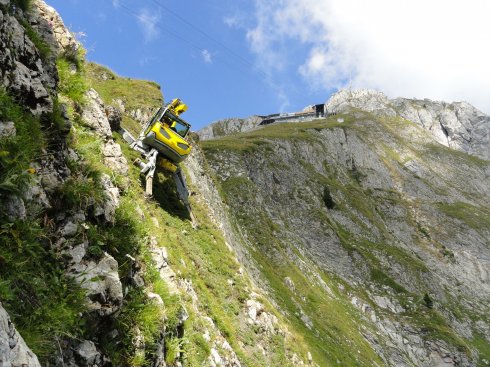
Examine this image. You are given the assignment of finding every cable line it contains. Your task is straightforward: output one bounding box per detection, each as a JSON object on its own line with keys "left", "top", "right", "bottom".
{"left": 112, "top": 0, "right": 264, "bottom": 77}
{"left": 117, "top": 1, "right": 205, "bottom": 53}
{"left": 147, "top": 0, "right": 257, "bottom": 70}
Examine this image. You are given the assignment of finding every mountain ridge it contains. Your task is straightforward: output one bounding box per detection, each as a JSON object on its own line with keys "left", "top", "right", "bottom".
{"left": 199, "top": 88, "right": 490, "bottom": 161}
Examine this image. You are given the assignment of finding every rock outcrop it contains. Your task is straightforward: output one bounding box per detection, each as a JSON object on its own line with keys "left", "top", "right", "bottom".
{"left": 67, "top": 247, "right": 123, "bottom": 316}
{"left": 325, "top": 89, "right": 490, "bottom": 160}
{"left": 30, "top": 0, "right": 79, "bottom": 58}
{"left": 0, "top": 1, "right": 55, "bottom": 114}
{"left": 198, "top": 115, "right": 262, "bottom": 140}
{"left": 0, "top": 303, "right": 41, "bottom": 367}
{"left": 82, "top": 88, "right": 128, "bottom": 175}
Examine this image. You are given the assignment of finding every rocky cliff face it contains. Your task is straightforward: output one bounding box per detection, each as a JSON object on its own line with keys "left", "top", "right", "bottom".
{"left": 198, "top": 116, "right": 263, "bottom": 141}
{"left": 200, "top": 94, "right": 490, "bottom": 366}
{"left": 325, "top": 89, "right": 489, "bottom": 160}
{"left": 0, "top": 0, "right": 56, "bottom": 115}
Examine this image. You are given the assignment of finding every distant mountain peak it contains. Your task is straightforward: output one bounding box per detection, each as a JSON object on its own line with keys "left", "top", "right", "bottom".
{"left": 326, "top": 89, "right": 489, "bottom": 160}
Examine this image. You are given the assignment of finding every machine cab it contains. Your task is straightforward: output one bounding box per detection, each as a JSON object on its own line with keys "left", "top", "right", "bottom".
{"left": 142, "top": 105, "right": 192, "bottom": 163}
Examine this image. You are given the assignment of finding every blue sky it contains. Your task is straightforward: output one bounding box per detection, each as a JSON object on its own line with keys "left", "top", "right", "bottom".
{"left": 47, "top": 0, "right": 490, "bottom": 131}
{"left": 46, "top": 0, "right": 336, "bottom": 130}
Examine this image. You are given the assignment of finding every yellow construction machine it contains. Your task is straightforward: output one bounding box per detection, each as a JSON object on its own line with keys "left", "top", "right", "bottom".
{"left": 121, "top": 98, "right": 197, "bottom": 226}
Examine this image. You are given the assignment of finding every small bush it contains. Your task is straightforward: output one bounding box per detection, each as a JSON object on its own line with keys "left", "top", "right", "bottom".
{"left": 323, "top": 186, "right": 336, "bottom": 209}
{"left": 40, "top": 98, "right": 71, "bottom": 135}
{"left": 370, "top": 268, "right": 407, "bottom": 294}
{"left": 57, "top": 57, "right": 88, "bottom": 105}
{"left": 11, "top": 0, "right": 32, "bottom": 11}
{"left": 165, "top": 337, "right": 184, "bottom": 364}
{"left": 0, "top": 89, "right": 43, "bottom": 194}
{"left": 423, "top": 293, "right": 434, "bottom": 309}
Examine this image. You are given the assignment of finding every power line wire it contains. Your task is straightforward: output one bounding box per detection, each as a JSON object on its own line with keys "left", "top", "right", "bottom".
{"left": 147, "top": 0, "right": 257, "bottom": 70}
{"left": 113, "top": 0, "right": 264, "bottom": 77}
{"left": 116, "top": 1, "right": 204, "bottom": 52}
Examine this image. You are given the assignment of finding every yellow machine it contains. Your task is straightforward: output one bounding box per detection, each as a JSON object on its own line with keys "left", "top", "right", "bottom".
{"left": 121, "top": 98, "right": 197, "bottom": 227}
{"left": 141, "top": 99, "right": 192, "bottom": 165}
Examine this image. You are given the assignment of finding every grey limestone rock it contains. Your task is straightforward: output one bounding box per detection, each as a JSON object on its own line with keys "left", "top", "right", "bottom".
{"left": 150, "top": 242, "right": 179, "bottom": 295}
{"left": 0, "top": 121, "right": 15, "bottom": 137}
{"left": 326, "top": 89, "right": 490, "bottom": 160}
{"left": 0, "top": 8, "right": 54, "bottom": 114}
{"left": 75, "top": 340, "right": 101, "bottom": 365}
{"left": 197, "top": 116, "right": 262, "bottom": 141}
{"left": 2, "top": 195, "right": 26, "bottom": 220}
{"left": 129, "top": 107, "right": 153, "bottom": 125}
{"left": 82, "top": 89, "right": 113, "bottom": 138}
{"left": 55, "top": 339, "right": 111, "bottom": 367}
{"left": 82, "top": 89, "right": 129, "bottom": 175}
{"left": 105, "top": 104, "right": 122, "bottom": 131}
{"left": 61, "top": 220, "right": 78, "bottom": 237}
{"left": 31, "top": 0, "right": 79, "bottom": 58}
{"left": 68, "top": 250, "right": 123, "bottom": 316}
{"left": 325, "top": 89, "right": 397, "bottom": 116}
{"left": 94, "top": 173, "right": 120, "bottom": 223}
{"left": 102, "top": 140, "right": 128, "bottom": 175}
{"left": 111, "top": 98, "right": 125, "bottom": 113}
{"left": 0, "top": 303, "right": 41, "bottom": 367}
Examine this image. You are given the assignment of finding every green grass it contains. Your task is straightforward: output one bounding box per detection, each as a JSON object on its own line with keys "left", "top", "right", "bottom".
{"left": 107, "top": 136, "right": 318, "bottom": 365}
{"left": 202, "top": 114, "right": 482, "bottom": 364}
{"left": 215, "top": 171, "right": 385, "bottom": 366}
{"left": 64, "top": 120, "right": 182, "bottom": 365}
{"left": 438, "top": 202, "right": 490, "bottom": 231}
{"left": 406, "top": 307, "right": 471, "bottom": 355}
{"left": 11, "top": 0, "right": 32, "bottom": 11}
{"left": 66, "top": 124, "right": 306, "bottom": 365}
{"left": 0, "top": 89, "right": 43, "bottom": 194}
{"left": 370, "top": 268, "right": 407, "bottom": 293}
{"left": 0, "top": 220, "right": 88, "bottom": 360}
{"left": 201, "top": 114, "right": 355, "bottom": 153}
{"left": 57, "top": 57, "right": 89, "bottom": 105}
{"left": 86, "top": 63, "right": 162, "bottom": 111}
{"left": 85, "top": 62, "right": 163, "bottom": 137}
{"left": 0, "top": 89, "right": 88, "bottom": 361}
{"left": 242, "top": 232, "right": 384, "bottom": 366}
{"left": 471, "top": 333, "right": 490, "bottom": 365}
{"left": 425, "top": 143, "right": 489, "bottom": 168}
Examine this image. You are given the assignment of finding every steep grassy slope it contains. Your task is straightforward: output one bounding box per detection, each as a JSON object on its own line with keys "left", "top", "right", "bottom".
{"left": 83, "top": 65, "right": 317, "bottom": 366}
{"left": 0, "top": 14, "right": 314, "bottom": 362}
{"left": 200, "top": 113, "right": 490, "bottom": 366}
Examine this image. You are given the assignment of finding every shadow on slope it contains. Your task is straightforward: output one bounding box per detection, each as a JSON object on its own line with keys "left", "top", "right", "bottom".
{"left": 145, "top": 169, "right": 191, "bottom": 222}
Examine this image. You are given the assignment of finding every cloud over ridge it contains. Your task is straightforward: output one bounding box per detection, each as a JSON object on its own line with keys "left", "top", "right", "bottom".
{"left": 248, "top": 0, "right": 490, "bottom": 112}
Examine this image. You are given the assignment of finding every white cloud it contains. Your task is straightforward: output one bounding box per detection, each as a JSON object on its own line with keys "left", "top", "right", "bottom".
{"left": 223, "top": 15, "right": 240, "bottom": 28}
{"left": 112, "top": 0, "right": 120, "bottom": 8}
{"left": 96, "top": 12, "right": 106, "bottom": 22}
{"left": 201, "top": 49, "right": 213, "bottom": 64}
{"left": 248, "top": 0, "right": 490, "bottom": 112}
{"left": 139, "top": 56, "right": 158, "bottom": 67}
{"left": 137, "top": 8, "right": 160, "bottom": 43}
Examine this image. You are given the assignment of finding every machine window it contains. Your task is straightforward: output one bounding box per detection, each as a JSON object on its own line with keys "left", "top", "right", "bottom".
{"left": 161, "top": 113, "right": 190, "bottom": 137}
